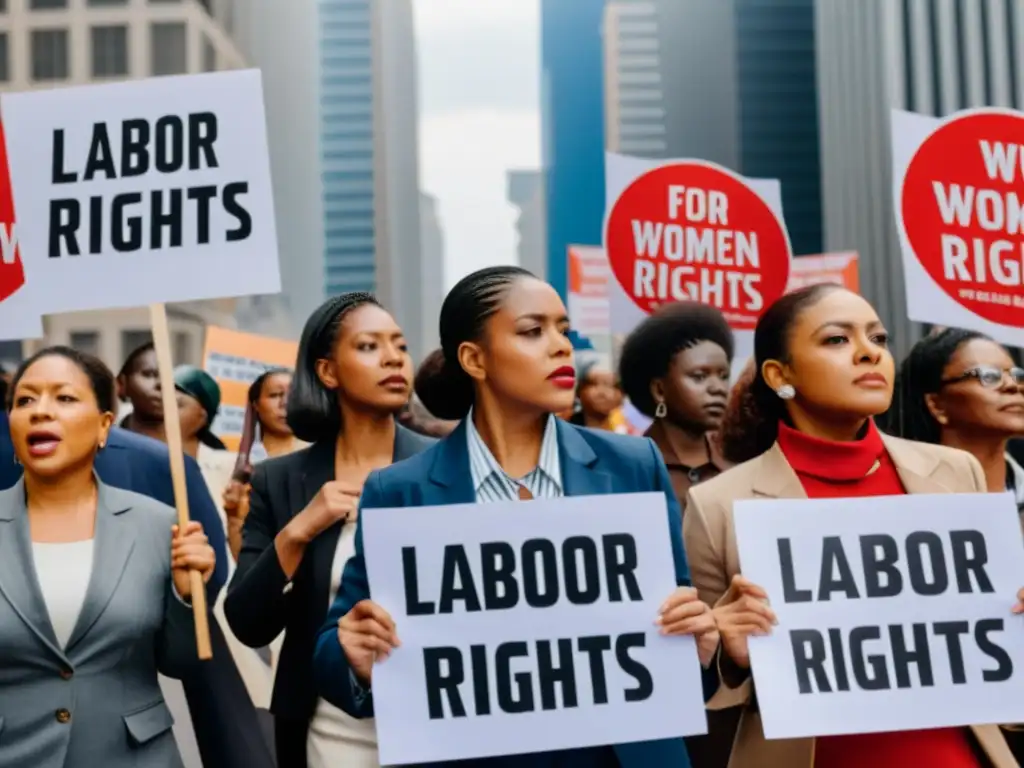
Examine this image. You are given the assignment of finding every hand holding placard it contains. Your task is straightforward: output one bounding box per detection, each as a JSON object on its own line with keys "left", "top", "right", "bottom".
{"left": 656, "top": 586, "right": 720, "bottom": 666}
{"left": 712, "top": 575, "right": 776, "bottom": 669}
{"left": 339, "top": 600, "right": 400, "bottom": 684}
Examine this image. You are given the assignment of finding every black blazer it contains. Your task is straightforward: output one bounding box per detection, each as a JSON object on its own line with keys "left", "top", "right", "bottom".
{"left": 223, "top": 424, "right": 435, "bottom": 723}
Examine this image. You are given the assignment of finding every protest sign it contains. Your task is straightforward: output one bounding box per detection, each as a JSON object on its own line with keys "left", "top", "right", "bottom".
{"left": 567, "top": 244, "right": 610, "bottom": 338}
{"left": 734, "top": 492, "right": 1024, "bottom": 740}
{"left": 894, "top": 107, "right": 1024, "bottom": 345}
{"left": 202, "top": 326, "right": 297, "bottom": 451}
{"left": 786, "top": 252, "right": 859, "bottom": 294}
{"left": 362, "top": 492, "right": 707, "bottom": 765}
{"left": 604, "top": 159, "right": 791, "bottom": 332}
{"left": 0, "top": 119, "right": 42, "bottom": 339}
{"left": 0, "top": 69, "right": 280, "bottom": 339}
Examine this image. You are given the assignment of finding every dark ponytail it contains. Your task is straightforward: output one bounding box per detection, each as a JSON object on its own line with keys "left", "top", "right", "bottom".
{"left": 287, "top": 292, "right": 381, "bottom": 442}
{"left": 720, "top": 283, "right": 844, "bottom": 463}
{"left": 415, "top": 265, "right": 534, "bottom": 420}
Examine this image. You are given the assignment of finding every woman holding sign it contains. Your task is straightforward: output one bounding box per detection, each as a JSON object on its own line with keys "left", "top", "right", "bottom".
{"left": 0, "top": 346, "right": 216, "bottom": 768}
{"left": 314, "top": 266, "right": 721, "bottom": 767}
{"left": 224, "top": 293, "right": 434, "bottom": 768}
{"left": 685, "top": 284, "right": 1023, "bottom": 767}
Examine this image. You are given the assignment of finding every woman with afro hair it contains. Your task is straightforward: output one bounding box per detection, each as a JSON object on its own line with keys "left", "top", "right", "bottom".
{"left": 618, "top": 301, "right": 738, "bottom": 768}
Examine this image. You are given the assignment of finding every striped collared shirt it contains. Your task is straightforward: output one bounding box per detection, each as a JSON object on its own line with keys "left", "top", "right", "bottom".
{"left": 466, "top": 409, "right": 563, "bottom": 501}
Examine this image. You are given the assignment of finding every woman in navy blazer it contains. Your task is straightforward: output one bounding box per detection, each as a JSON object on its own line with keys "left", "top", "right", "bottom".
{"left": 313, "top": 267, "right": 720, "bottom": 767}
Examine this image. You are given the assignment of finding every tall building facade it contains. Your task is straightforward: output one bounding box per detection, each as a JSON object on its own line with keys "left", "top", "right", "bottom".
{"left": 815, "top": 0, "right": 1022, "bottom": 354}
{"left": 418, "top": 191, "right": 444, "bottom": 356}
{"left": 229, "top": 0, "right": 323, "bottom": 338}
{"left": 540, "top": 0, "right": 606, "bottom": 300}
{"left": 602, "top": 0, "right": 822, "bottom": 257}
{"left": 506, "top": 169, "right": 547, "bottom": 280}
{"left": 232, "top": 0, "right": 425, "bottom": 356}
{"left": 1, "top": 0, "right": 246, "bottom": 370}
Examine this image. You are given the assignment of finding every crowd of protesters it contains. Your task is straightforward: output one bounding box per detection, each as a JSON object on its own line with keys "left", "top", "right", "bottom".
{"left": 2, "top": 269, "right": 1024, "bottom": 768}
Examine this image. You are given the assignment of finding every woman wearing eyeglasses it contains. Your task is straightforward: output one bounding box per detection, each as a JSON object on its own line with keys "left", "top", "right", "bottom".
{"left": 882, "top": 328, "right": 1024, "bottom": 506}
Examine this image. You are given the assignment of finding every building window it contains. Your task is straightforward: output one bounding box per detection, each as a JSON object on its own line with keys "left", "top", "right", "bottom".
{"left": 150, "top": 22, "right": 187, "bottom": 76}
{"left": 121, "top": 330, "right": 153, "bottom": 363}
{"left": 91, "top": 25, "right": 129, "bottom": 78}
{"left": 30, "top": 0, "right": 67, "bottom": 8}
{"left": 0, "top": 35, "right": 8, "bottom": 82}
{"left": 173, "top": 331, "right": 191, "bottom": 364}
{"left": 31, "top": 29, "right": 69, "bottom": 82}
{"left": 87, "top": 0, "right": 129, "bottom": 6}
{"left": 69, "top": 331, "right": 101, "bottom": 358}
{"left": 202, "top": 36, "right": 216, "bottom": 72}
{"left": 0, "top": 0, "right": 6, "bottom": 12}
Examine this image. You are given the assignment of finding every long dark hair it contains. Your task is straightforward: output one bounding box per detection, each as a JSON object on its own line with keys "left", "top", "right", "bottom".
{"left": 880, "top": 328, "right": 987, "bottom": 444}
{"left": 415, "top": 266, "right": 534, "bottom": 420}
{"left": 720, "top": 283, "right": 844, "bottom": 463}
{"left": 232, "top": 367, "right": 291, "bottom": 482}
{"left": 287, "top": 292, "right": 381, "bottom": 443}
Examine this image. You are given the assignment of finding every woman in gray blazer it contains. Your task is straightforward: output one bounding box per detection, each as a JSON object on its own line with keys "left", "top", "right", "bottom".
{"left": 0, "top": 346, "right": 216, "bottom": 768}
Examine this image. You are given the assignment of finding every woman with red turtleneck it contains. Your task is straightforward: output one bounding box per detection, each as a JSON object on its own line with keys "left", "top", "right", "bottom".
{"left": 683, "top": 284, "right": 1023, "bottom": 768}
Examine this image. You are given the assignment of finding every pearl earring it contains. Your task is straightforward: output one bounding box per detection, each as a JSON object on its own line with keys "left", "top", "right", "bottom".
{"left": 776, "top": 384, "right": 796, "bottom": 400}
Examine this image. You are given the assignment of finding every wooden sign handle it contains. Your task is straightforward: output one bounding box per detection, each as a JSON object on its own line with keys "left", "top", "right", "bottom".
{"left": 149, "top": 303, "right": 213, "bottom": 660}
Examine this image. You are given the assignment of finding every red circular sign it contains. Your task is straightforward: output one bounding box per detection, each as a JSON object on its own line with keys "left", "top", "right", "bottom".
{"left": 604, "top": 161, "right": 791, "bottom": 330}
{"left": 901, "top": 109, "right": 1024, "bottom": 327}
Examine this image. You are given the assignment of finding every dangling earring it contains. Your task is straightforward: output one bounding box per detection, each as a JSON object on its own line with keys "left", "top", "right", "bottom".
{"left": 776, "top": 384, "right": 796, "bottom": 400}
{"left": 12, "top": 454, "right": 20, "bottom": 466}
{"left": 655, "top": 400, "right": 667, "bottom": 418}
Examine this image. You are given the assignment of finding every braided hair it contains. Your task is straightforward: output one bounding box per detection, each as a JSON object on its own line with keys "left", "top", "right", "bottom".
{"left": 880, "top": 328, "right": 987, "bottom": 444}
{"left": 415, "top": 265, "right": 535, "bottom": 420}
{"left": 286, "top": 292, "right": 381, "bottom": 442}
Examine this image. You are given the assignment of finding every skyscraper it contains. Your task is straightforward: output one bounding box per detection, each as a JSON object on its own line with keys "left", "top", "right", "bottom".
{"left": 540, "top": 0, "right": 607, "bottom": 300}
{"left": 603, "top": 0, "right": 822, "bottom": 257}
{"left": 506, "top": 169, "right": 547, "bottom": 280}
{"left": 418, "top": 191, "right": 445, "bottom": 355}
{"left": 236, "top": 0, "right": 424, "bottom": 354}
{"left": 815, "top": 0, "right": 1022, "bottom": 352}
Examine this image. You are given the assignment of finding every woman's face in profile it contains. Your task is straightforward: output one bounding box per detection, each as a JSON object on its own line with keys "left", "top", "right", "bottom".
{"left": 318, "top": 304, "right": 413, "bottom": 413}
{"left": 255, "top": 372, "right": 292, "bottom": 437}
{"left": 9, "top": 355, "right": 113, "bottom": 478}
{"left": 775, "top": 289, "right": 895, "bottom": 419}
{"left": 471, "top": 277, "right": 576, "bottom": 415}
{"left": 175, "top": 390, "right": 208, "bottom": 440}
{"left": 927, "top": 338, "right": 1024, "bottom": 437}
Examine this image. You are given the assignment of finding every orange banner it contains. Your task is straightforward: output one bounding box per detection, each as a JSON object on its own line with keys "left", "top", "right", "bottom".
{"left": 786, "top": 252, "right": 859, "bottom": 294}
{"left": 201, "top": 326, "right": 298, "bottom": 451}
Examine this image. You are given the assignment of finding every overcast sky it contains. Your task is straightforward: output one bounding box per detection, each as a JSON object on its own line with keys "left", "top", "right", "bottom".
{"left": 413, "top": 0, "right": 540, "bottom": 288}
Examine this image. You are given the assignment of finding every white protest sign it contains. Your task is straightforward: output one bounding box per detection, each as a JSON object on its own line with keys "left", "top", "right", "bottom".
{"left": 0, "top": 70, "right": 280, "bottom": 339}
{"left": 734, "top": 492, "right": 1024, "bottom": 740}
{"left": 362, "top": 492, "right": 707, "bottom": 765}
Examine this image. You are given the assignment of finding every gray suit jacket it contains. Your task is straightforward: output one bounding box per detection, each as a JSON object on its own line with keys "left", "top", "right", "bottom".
{"left": 0, "top": 479, "right": 200, "bottom": 768}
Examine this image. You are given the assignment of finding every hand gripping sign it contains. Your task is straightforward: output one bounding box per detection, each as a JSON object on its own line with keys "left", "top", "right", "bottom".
{"left": 604, "top": 161, "right": 792, "bottom": 331}
{"left": 900, "top": 108, "right": 1024, "bottom": 327}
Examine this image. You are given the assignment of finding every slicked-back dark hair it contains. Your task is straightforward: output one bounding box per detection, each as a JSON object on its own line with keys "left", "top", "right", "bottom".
{"left": 118, "top": 340, "right": 154, "bottom": 378}
{"left": 415, "top": 265, "right": 534, "bottom": 420}
{"left": 721, "top": 283, "right": 845, "bottom": 463}
{"left": 287, "top": 292, "right": 381, "bottom": 443}
{"left": 618, "top": 301, "right": 734, "bottom": 417}
{"left": 880, "top": 328, "right": 988, "bottom": 444}
{"left": 10, "top": 345, "right": 116, "bottom": 414}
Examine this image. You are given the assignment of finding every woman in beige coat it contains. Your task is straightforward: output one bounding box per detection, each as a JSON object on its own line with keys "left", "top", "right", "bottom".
{"left": 683, "top": 284, "right": 1024, "bottom": 768}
